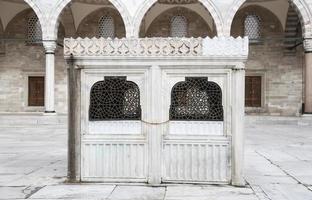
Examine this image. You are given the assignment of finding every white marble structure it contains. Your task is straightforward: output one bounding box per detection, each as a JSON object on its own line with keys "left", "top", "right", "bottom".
{"left": 64, "top": 36, "right": 248, "bottom": 185}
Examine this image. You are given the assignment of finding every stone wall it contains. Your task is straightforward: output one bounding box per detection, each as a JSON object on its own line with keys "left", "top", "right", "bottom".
{"left": 232, "top": 5, "right": 304, "bottom": 116}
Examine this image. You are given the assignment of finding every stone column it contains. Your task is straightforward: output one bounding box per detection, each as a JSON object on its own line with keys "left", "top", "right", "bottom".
{"left": 43, "top": 41, "right": 57, "bottom": 113}
{"left": 67, "top": 55, "right": 81, "bottom": 182}
{"left": 231, "top": 64, "right": 246, "bottom": 186}
{"left": 303, "top": 39, "right": 312, "bottom": 113}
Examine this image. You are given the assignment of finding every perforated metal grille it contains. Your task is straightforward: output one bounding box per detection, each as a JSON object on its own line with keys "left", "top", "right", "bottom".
{"left": 244, "top": 14, "right": 261, "bottom": 40}
{"left": 98, "top": 15, "right": 115, "bottom": 38}
{"left": 89, "top": 76, "right": 141, "bottom": 121}
{"left": 170, "top": 77, "right": 223, "bottom": 121}
{"left": 27, "top": 15, "right": 42, "bottom": 43}
{"left": 170, "top": 15, "right": 187, "bottom": 37}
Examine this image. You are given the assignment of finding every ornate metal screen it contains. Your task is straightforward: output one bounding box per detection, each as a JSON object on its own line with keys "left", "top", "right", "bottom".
{"left": 27, "top": 15, "right": 42, "bottom": 43}
{"left": 244, "top": 14, "right": 261, "bottom": 40}
{"left": 98, "top": 15, "right": 115, "bottom": 38}
{"left": 89, "top": 76, "right": 141, "bottom": 121}
{"left": 170, "top": 15, "right": 188, "bottom": 37}
{"left": 170, "top": 77, "right": 223, "bottom": 121}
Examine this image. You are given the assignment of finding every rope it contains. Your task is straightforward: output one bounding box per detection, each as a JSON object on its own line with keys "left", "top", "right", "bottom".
{"left": 140, "top": 119, "right": 170, "bottom": 125}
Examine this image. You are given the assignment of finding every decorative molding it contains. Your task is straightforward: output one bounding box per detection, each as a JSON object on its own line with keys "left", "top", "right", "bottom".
{"left": 43, "top": 41, "right": 57, "bottom": 53}
{"left": 64, "top": 37, "right": 248, "bottom": 59}
{"left": 202, "top": 37, "right": 249, "bottom": 57}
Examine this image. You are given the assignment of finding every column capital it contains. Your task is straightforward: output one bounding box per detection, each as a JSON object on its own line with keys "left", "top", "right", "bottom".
{"left": 43, "top": 41, "right": 57, "bottom": 53}
{"left": 303, "top": 38, "right": 312, "bottom": 53}
{"left": 232, "top": 63, "right": 245, "bottom": 71}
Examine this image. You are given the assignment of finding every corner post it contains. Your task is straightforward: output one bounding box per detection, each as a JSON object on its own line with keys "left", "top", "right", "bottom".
{"left": 231, "top": 63, "right": 246, "bottom": 186}
{"left": 67, "top": 55, "right": 81, "bottom": 182}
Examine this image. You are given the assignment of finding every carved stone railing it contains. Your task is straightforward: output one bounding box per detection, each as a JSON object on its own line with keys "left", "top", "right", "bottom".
{"left": 64, "top": 37, "right": 248, "bottom": 59}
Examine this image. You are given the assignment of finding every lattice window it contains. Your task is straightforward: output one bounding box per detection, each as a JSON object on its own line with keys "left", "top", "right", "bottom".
{"left": 170, "top": 77, "right": 223, "bottom": 121}
{"left": 170, "top": 15, "right": 188, "bottom": 37}
{"left": 244, "top": 14, "right": 261, "bottom": 40}
{"left": 89, "top": 76, "right": 141, "bottom": 121}
{"left": 27, "top": 15, "right": 42, "bottom": 44}
{"left": 98, "top": 15, "right": 115, "bottom": 38}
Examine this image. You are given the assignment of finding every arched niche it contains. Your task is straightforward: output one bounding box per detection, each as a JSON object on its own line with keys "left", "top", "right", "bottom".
{"left": 225, "top": 0, "right": 310, "bottom": 37}
{"left": 231, "top": 5, "right": 284, "bottom": 38}
{"left": 4, "top": 9, "right": 40, "bottom": 39}
{"left": 47, "top": 0, "right": 131, "bottom": 40}
{"left": 76, "top": 7, "right": 125, "bottom": 38}
{"left": 141, "top": 6, "right": 215, "bottom": 38}
{"left": 139, "top": 2, "right": 217, "bottom": 37}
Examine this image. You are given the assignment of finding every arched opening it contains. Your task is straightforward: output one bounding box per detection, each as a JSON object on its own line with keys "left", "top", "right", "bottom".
{"left": 170, "top": 77, "right": 223, "bottom": 121}
{"left": 231, "top": 1, "right": 304, "bottom": 116}
{"left": 138, "top": 0, "right": 217, "bottom": 38}
{"left": 56, "top": 0, "right": 127, "bottom": 39}
{"left": 89, "top": 76, "right": 141, "bottom": 121}
{"left": 76, "top": 7, "right": 125, "bottom": 38}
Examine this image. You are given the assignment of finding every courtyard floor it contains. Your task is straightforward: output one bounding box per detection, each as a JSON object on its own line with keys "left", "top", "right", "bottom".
{"left": 0, "top": 115, "right": 311, "bottom": 200}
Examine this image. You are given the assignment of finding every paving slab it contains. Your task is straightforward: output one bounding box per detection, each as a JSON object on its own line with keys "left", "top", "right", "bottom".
{"left": 29, "top": 185, "right": 116, "bottom": 200}
{"left": 0, "top": 186, "right": 27, "bottom": 200}
{"left": 164, "top": 185, "right": 257, "bottom": 200}
{"left": 107, "top": 186, "right": 166, "bottom": 200}
{"left": 260, "top": 183, "right": 312, "bottom": 200}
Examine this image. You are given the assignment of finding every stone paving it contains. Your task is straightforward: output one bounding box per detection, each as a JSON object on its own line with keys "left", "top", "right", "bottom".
{"left": 0, "top": 115, "right": 311, "bottom": 200}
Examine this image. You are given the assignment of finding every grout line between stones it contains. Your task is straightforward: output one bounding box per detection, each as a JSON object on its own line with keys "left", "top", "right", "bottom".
{"left": 105, "top": 185, "right": 117, "bottom": 200}
{"left": 255, "top": 150, "right": 312, "bottom": 193}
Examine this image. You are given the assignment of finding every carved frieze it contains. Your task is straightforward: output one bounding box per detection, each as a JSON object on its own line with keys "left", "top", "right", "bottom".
{"left": 64, "top": 37, "right": 249, "bottom": 59}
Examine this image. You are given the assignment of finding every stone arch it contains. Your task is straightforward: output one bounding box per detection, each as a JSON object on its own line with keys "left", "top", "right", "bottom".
{"left": 231, "top": 5, "right": 284, "bottom": 38}
{"left": 133, "top": 0, "right": 223, "bottom": 37}
{"left": 76, "top": 7, "right": 126, "bottom": 38}
{"left": 225, "top": 0, "right": 312, "bottom": 37}
{"left": 4, "top": 8, "right": 42, "bottom": 40}
{"left": 46, "top": 0, "right": 132, "bottom": 40}
{"left": 23, "top": 0, "right": 44, "bottom": 33}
